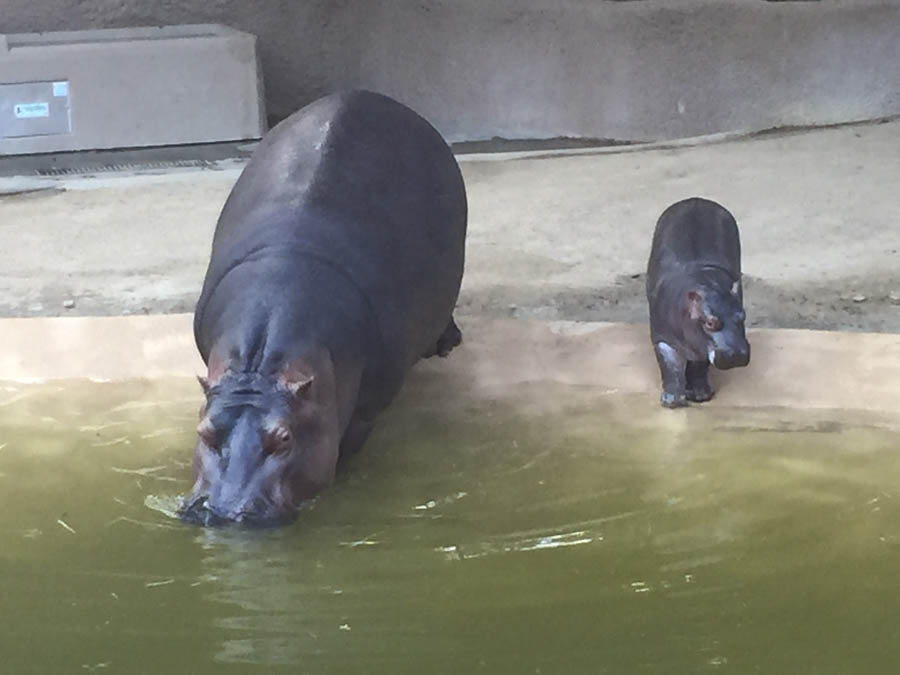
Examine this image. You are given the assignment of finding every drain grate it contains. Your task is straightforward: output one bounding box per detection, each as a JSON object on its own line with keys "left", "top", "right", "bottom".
{"left": 35, "top": 158, "right": 217, "bottom": 176}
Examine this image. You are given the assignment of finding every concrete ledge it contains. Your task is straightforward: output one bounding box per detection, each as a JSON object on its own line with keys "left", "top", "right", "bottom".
{"left": 3, "top": 315, "right": 899, "bottom": 418}
{"left": 425, "top": 320, "right": 900, "bottom": 417}
{"left": 0, "top": 314, "right": 203, "bottom": 381}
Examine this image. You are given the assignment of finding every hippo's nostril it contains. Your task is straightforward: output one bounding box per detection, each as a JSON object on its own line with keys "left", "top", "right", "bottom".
{"left": 233, "top": 497, "right": 271, "bottom": 523}
{"left": 188, "top": 495, "right": 210, "bottom": 512}
{"left": 177, "top": 495, "right": 206, "bottom": 519}
{"left": 177, "top": 495, "right": 235, "bottom": 527}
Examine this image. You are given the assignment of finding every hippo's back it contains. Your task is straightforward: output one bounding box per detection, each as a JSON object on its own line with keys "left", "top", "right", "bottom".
{"left": 196, "top": 90, "right": 467, "bottom": 404}
{"left": 647, "top": 197, "right": 741, "bottom": 291}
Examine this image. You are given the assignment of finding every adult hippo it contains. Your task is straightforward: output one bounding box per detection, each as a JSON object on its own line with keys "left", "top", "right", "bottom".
{"left": 179, "top": 90, "right": 467, "bottom": 526}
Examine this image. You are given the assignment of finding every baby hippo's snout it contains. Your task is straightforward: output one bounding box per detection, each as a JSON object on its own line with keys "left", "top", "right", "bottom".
{"left": 711, "top": 346, "right": 750, "bottom": 370}
{"left": 710, "top": 333, "right": 751, "bottom": 370}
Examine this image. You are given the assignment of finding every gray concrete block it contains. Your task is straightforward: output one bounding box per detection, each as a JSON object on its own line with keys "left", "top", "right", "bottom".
{"left": 0, "top": 24, "right": 266, "bottom": 155}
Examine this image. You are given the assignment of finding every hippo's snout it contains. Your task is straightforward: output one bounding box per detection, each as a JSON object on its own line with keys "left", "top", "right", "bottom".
{"left": 178, "top": 494, "right": 290, "bottom": 528}
{"left": 708, "top": 326, "right": 750, "bottom": 370}
{"left": 711, "top": 343, "right": 750, "bottom": 370}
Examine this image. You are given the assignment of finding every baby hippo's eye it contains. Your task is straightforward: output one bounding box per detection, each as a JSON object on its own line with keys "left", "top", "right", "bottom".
{"left": 703, "top": 316, "right": 722, "bottom": 332}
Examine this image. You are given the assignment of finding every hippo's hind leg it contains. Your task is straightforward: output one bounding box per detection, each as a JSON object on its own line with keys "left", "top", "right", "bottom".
{"left": 654, "top": 342, "right": 688, "bottom": 408}
{"left": 685, "top": 360, "right": 715, "bottom": 402}
{"left": 424, "top": 317, "right": 462, "bottom": 358}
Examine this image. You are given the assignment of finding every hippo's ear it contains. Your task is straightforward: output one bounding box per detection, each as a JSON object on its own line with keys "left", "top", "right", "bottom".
{"left": 197, "top": 375, "right": 212, "bottom": 396}
{"left": 687, "top": 290, "right": 704, "bottom": 320}
{"left": 278, "top": 368, "right": 315, "bottom": 399}
{"left": 199, "top": 357, "right": 227, "bottom": 397}
{"left": 286, "top": 375, "right": 314, "bottom": 398}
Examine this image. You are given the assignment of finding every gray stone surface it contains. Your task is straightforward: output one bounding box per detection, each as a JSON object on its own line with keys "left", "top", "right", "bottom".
{"left": 1, "top": 117, "right": 898, "bottom": 332}
{"left": 1, "top": 0, "right": 898, "bottom": 142}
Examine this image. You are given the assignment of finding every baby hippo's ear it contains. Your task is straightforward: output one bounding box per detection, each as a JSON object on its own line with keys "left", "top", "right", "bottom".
{"left": 687, "top": 290, "right": 704, "bottom": 320}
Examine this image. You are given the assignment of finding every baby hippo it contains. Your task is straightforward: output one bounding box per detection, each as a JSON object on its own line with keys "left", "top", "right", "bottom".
{"left": 646, "top": 197, "right": 750, "bottom": 408}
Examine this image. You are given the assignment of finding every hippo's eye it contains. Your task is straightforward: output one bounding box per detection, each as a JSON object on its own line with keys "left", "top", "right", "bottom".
{"left": 197, "top": 419, "right": 219, "bottom": 452}
{"left": 703, "top": 316, "right": 722, "bottom": 332}
{"left": 266, "top": 426, "right": 293, "bottom": 455}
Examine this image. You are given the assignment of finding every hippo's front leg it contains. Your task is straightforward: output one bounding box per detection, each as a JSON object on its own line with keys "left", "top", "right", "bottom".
{"left": 685, "top": 360, "right": 715, "bottom": 402}
{"left": 654, "top": 342, "right": 688, "bottom": 408}
{"left": 339, "top": 413, "right": 375, "bottom": 457}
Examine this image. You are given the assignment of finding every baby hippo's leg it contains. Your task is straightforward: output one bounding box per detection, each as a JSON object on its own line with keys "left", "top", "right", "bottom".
{"left": 685, "top": 360, "right": 715, "bottom": 402}
{"left": 654, "top": 342, "right": 687, "bottom": 408}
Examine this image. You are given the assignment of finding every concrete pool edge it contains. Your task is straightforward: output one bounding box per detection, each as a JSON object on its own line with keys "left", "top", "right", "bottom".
{"left": 2, "top": 314, "right": 899, "bottom": 419}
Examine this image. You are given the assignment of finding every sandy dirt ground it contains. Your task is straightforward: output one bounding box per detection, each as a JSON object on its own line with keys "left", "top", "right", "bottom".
{"left": 0, "top": 119, "right": 898, "bottom": 332}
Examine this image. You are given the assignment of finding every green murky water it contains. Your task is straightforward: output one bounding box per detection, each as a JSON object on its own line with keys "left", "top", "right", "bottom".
{"left": 2, "top": 375, "right": 900, "bottom": 674}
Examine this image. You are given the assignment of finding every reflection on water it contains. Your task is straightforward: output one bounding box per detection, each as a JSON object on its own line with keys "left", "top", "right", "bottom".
{"left": 1, "top": 377, "right": 900, "bottom": 674}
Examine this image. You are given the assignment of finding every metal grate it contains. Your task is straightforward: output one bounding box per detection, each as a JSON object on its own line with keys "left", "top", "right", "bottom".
{"left": 35, "top": 158, "right": 217, "bottom": 176}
